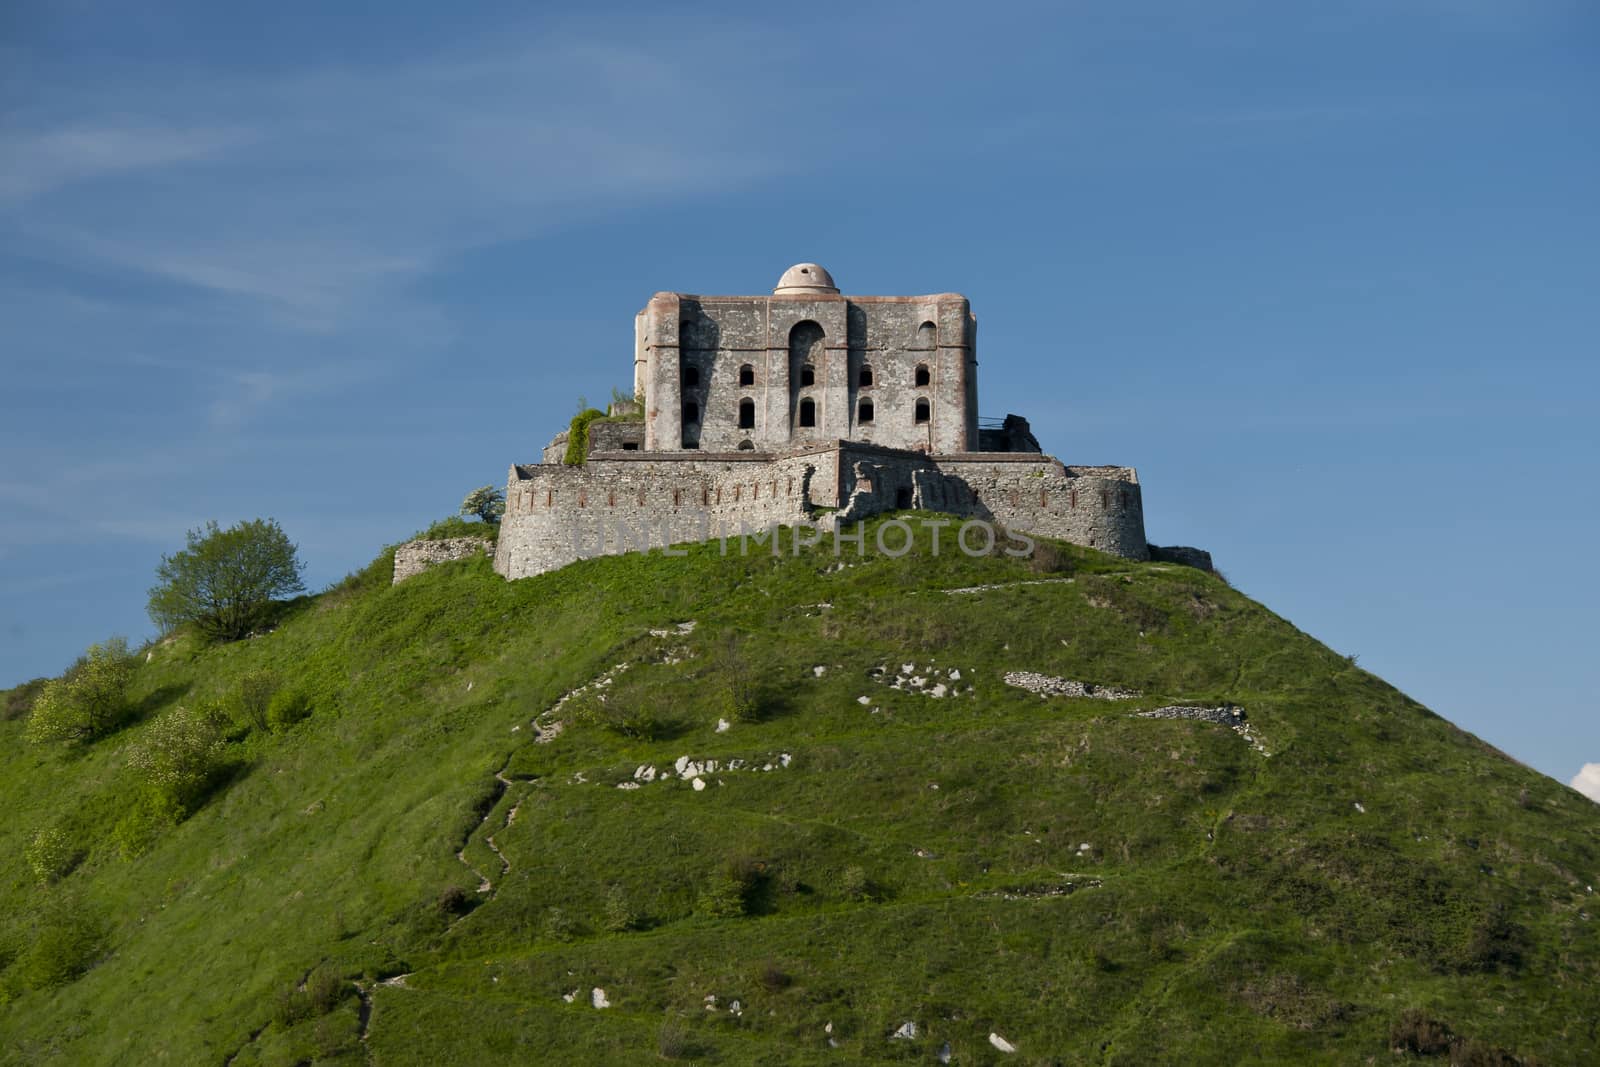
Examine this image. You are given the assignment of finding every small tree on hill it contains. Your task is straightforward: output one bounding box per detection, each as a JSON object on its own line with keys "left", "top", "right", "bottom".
{"left": 26, "top": 638, "right": 137, "bottom": 744}
{"left": 128, "top": 703, "right": 229, "bottom": 813}
{"left": 147, "top": 519, "right": 305, "bottom": 641}
{"left": 460, "top": 485, "right": 505, "bottom": 525}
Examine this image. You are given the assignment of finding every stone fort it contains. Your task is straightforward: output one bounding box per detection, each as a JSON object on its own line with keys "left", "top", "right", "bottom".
{"left": 402, "top": 264, "right": 1207, "bottom": 583}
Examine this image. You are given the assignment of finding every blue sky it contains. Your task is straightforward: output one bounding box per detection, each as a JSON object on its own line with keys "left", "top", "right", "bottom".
{"left": 2, "top": 1, "right": 1596, "bottom": 789}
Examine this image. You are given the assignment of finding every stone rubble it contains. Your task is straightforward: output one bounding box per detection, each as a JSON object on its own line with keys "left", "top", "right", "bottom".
{"left": 1135, "top": 705, "right": 1270, "bottom": 755}
{"left": 943, "top": 577, "right": 1077, "bottom": 595}
{"left": 870, "top": 663, "right": 975, "bottom": 698}
{"left": 1003, "top": 671, "right": 1141, "bottom": 700}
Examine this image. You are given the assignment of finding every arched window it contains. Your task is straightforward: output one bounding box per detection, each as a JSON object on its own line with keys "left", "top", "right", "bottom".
{"left": 789, "top": 321, "right": 824, "bottom": 432}
{"left": 739, "top": 364, "right": 755, "bottom": 386}
{"left": 858, "top": 399, "right": 874, "bottom": 424}
{"left": 683, "top": 365, "right": 700, "bottom": 387}
{"left": 859, "top": 365, "right": 873, "bottom": 387}
{"left": 738, "top": 398, "right": 755, "bottom": 430}
{"left": 737, "top": 440, "right": 754, "bottom": 451}
{"left": 916, "top": 320, "right": 937, "bottom": 349}
{"left": 914, "top": 398, "right": 930, "bottom": 424}
{"left": 914, "top": 364, "right": 930, "bottom": 387}
{"left": 799, "top": 398, "right": 816, "bottom": 427}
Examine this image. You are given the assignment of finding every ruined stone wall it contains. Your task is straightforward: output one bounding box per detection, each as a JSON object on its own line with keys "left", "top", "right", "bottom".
{"left": 637, "top": 293, "right": 976, "bottom": 457}
{"left": 827, "top": 448, "right": 1147, "bottom": 560}
{"left": 494, "top": 451, "right": 830, "bottom": 580}
{"left": 393, "top": 537, "right": 491, "bottom": 583}
{"left": 493, "top": 443, "right": 1147, "bottom": 580}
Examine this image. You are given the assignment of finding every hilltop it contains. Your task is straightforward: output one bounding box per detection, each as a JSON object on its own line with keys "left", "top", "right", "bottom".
{"left": 1, "top": 517, "right": 1596, "bottom": 1065}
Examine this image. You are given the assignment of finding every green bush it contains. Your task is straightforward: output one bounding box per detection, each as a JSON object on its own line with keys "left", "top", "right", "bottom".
{"left": 569, "top": 693, "right": 675, "bottom": 741}
{"left": 232, "top": 670, "right": 279, "bottom": 732}
{"left": 266, "top": 689, "right": 313, "bottom": 732}
{"left": 128, "top": 703, "right": 228, "bottom": 811}
{"left": 113, "top": 790, "right": 182, "bottom": 860}
{"left": 24, "top": 828, "right": 79, "bottom": 884}
{"left": 306, "top": 968, "right": 347, "bottom": 1015}
{"left": 602, "top": 884, "right": 638, "bottom": 933}
{"left": 25, "top": 638, "right": 137, "bottom": 744}
{"left": 19, "top": 902, "right": 104, "bottom": 990}
{"left": 837, "top": 865, "right": 871, "bottom": 902}
{"left": 698, "top": 857, "right": 763, "bottom": 920}
{"left": 714, "top": 634, "right": 763, "bottom": 723}
{"left": 1389, "top": 1008, "right": 1454, "bottom": 1055}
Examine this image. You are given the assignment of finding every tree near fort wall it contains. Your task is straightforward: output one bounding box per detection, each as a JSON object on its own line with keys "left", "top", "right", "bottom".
{"left": 460, "top": 485, "right": 505, "bottom": 525}
{"left": 147, "top": 519, "right": 306, "bottom": 642}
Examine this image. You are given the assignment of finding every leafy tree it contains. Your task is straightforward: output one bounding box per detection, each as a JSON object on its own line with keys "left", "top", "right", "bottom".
{"left": 147, "top": 519, "right": 305, "bottom": 641}
{"left": 459, "top": 485, "right": 505, "bottom": 525}
{"left": 25, "top": 638, "right": 137, "bottom": 744}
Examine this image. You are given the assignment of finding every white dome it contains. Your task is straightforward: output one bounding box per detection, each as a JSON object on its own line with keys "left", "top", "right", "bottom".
{"left": 774, "top": 263, "right": 839, "bottom": 295}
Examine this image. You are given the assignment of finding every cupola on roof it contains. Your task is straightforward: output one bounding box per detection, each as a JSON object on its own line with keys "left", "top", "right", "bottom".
{"left": 773, "top": 263, "right": 839, "bottom": 295}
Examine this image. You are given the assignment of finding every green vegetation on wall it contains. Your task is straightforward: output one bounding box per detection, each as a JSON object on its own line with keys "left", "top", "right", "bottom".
{"left": 563, "top": 407, "right": 607, "bottom": 466}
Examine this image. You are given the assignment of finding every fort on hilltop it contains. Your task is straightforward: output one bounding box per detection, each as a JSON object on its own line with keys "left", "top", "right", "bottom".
{"left": 409, "top": 264, "right": 1209, "bottom": 582}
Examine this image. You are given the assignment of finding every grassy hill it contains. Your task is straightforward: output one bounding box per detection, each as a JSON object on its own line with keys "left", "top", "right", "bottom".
{"left": 1, "top": 516, "right": 1596, "bottom": 1065}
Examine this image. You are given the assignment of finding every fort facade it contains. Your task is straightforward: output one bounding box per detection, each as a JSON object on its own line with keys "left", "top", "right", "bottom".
{"left": 476, "top": 264, "right": 1177, "bottom": 582}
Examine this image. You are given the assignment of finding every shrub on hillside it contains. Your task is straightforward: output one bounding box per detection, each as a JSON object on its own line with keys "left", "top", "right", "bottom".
{"left": 112, "top": 791, "right": 181, "bottom": 860}
{"left": 231, "top": 670, "right": 279, "bottom": 732}
{"left": 24, "top": 827, "right": 81, "bottom": 884}
{"left": 25, "top": 638, "right": 137, "bottom": 745}
{"left": 306, "top": 968, "right": 347, "bottom": 1015}
{"left": 147, "top": 518, "right": 306, "bottom": 642}
{"left": 1390, "top": 1009, "right": 1454, "bottom": 1055}
{"left": 602, "top": 884, "right": 639, "bottom": 932}
{"left": 266, "top": 689, "right": 313, "bottom": 732}
{"left": 18, "top": 900, "right": 105, "bottom": 990}
{"left": 128, "top": 703, "right": 229, "bottom": 812}
{"left": 1027, "top": 539, "right": 1074, "bottom": 575}
{"left": 569, "top": 692, "right": 674, "bottom": 741}
{"left": 3, "top": 678, "right": 47, "bottom": 721}
{"left": 714, "top": 633, "right": 764, "bottom": 723}
{"left": 697, "top": 857, "right": 764, "bottom": 920}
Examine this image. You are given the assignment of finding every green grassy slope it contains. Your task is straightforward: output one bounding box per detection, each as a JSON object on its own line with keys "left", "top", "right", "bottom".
{"left": 1, "top": 517, "right": 1596, "bottom": 1065}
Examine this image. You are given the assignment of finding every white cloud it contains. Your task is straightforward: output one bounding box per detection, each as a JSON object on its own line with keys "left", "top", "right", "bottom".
{"left": 1571, "top": 764, "right": 1600, "bottom": 804}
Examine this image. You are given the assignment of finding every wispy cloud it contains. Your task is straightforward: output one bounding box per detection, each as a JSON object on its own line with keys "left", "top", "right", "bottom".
{"left": 2, "top": 22, "right": 797, "bottom": 333}
{"left": 0, "top": 124, "right": 250, "bottom": 201}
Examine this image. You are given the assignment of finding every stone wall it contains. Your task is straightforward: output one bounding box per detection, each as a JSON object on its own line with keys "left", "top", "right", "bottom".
{"left": 393, "top": 537, "right": 492, "bottom": 583}
{"left": 1148, "top": 544, "right": 1215, "bottom": 573}
{"left": 493, "top": 441, "right": 1148, "bottom": 580}
{"left": 494, "top": 451, "right": 827, "bottom": 579}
